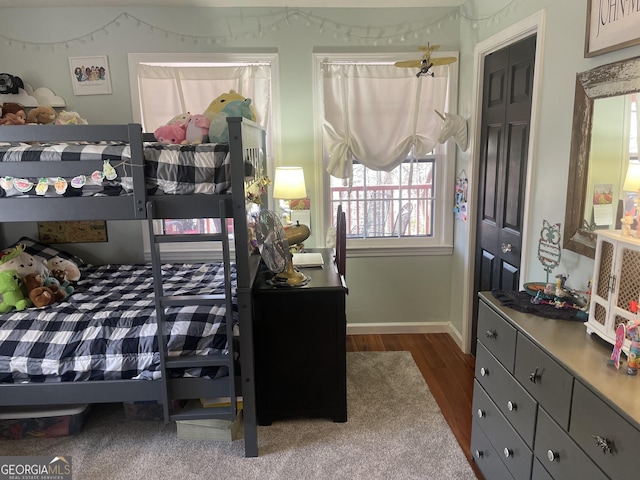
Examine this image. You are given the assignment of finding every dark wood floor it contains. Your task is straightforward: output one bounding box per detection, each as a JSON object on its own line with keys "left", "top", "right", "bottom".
{"left": 346, "top": 333, "right": 484, "bottom": 480}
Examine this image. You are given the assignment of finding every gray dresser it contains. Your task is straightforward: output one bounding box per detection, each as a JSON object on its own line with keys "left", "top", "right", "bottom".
{"left": 471, "top": 292, "right": 640, "bottom": 480}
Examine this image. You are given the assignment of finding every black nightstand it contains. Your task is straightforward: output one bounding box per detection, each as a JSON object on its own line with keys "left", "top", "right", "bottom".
{"left": 252, "top": 248, "right": 347, "bottom": 425}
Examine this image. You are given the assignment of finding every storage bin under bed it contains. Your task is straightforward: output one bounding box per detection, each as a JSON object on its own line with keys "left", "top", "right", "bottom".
{"left": 0, "top": 404, "right": 89, "bottom": 440}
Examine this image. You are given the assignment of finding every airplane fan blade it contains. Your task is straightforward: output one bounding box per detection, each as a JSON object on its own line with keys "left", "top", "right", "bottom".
{"left": 394, "top": 60, "right": 422, "bottom": 68}
{"left": 430, "top": 57, "right": 458, "bottom": 66}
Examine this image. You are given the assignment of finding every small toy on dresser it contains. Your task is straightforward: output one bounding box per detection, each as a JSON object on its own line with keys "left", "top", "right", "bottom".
{"left": 624, "top": 301, "right": 640, "bottom": 375}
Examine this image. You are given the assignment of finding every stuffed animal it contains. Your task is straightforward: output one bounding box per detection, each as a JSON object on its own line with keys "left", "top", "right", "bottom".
{"left": 203, "top": 90, "right": 256, "bottom": 122}
{"left": 167, "top": 112, "right": 192, "bottom": 128}
{"left": 23, "top": 273, "right": 58, "bottom": 308}
{"left": 42, "top": 275, "right": 69, "bottom": 302}
{"left": 1, "top": 102, "right": 26, "bottom": 119}
{"left": 0, "top": 112, "right": 26, "bottom": 126}
{"left": 55, "top": 110, "right": 88, "bottom": 125}
{"left": 154, "top": 124, "right": 187, "bottom": 145}
{"left": 208, "top": 98, "right": 254, "bottom": 143}
{"left": 0, "top": 245, "right": 49, "bottom": 280}
{"left": 50, "top": 269, "right": 74, "bottom": 296}
{"left": 46, "top": 256, "right": 81, "bottom": 283}
{"left": 0, "top": 269, "right": 30, "bottom": 313}
{"left": 185, "top": 114, "right": 210, "bottom": 144}
{"left": 27, "top": 106, "right": 57, "bottom": 125}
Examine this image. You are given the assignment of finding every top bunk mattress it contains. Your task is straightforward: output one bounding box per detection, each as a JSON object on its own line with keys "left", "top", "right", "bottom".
{"left": 0, "top": 141, "right": 231, "bottom": 197}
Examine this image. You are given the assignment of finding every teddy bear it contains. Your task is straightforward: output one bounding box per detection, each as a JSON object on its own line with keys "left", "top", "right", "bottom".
{"left": 0, "top": 245, "right": 49, "bottom": 280}
{"left": 203, "top": 90, "right": 256, "bottom": 122}
{"left": 27, "top": 106, "right": 57, "bottom": 125}
{"left": 208, "top": 98, "right": 254, "bottom": 143}
{"left": 185, "top": 114, "right": 210, "bottom": 144}
{"left": 154, "top": 124, "right": 187, "bottom": 144}
{"left": 23, "top": 273, "right": 59, "bottom": 308}
{"left": 54, "top": 110, "right": 88, "bottom": 125}
{"left": 46, "top": 256, "right": 81, "bottom": 282}
{"left": 0, "top": 269, "right": 30, "bottom": 313}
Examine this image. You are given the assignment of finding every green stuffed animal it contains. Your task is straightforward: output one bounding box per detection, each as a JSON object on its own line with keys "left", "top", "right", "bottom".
{"left": 0, "top": 269, "right": 30, "bottom": 313}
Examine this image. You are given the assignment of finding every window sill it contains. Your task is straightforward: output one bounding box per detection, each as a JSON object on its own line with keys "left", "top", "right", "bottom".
{"left": 345, "top": 240, "right": 453, "bottom": 257}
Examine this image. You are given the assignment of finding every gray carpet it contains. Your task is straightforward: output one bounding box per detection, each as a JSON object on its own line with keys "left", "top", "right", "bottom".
{"left": 2, "top": 351, "right": 477, "bottom": 479}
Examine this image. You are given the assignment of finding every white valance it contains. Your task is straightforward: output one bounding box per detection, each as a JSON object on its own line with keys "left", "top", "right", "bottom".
{"left": 321, "top": 62, "right": 450, "bottom": 185}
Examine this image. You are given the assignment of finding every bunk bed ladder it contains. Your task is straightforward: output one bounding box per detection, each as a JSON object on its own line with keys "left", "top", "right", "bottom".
{"left": 146, "top": 199, "right": 238, "bottom": 425}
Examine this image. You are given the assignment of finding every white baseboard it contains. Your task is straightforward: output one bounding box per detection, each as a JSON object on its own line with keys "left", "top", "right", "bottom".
{"left": 347, "top": 321, "right": 467, "bottom": 352}
{"left": 346, "top": 322, "right": 450, "bottom": 335}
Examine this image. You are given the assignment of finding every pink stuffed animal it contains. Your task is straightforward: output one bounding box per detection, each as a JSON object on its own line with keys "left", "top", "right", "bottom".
{"left": 154, "top": 124, "right": 186, "bottom": 144}
{"left": 185, "top": 114, "right": 210, "bottom": 144}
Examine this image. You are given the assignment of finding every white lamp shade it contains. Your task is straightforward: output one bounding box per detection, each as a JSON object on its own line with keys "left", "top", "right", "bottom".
{"left": 624, "top": 162, "right": 640, "bottom": 192}
{"left": 273, "top": 166, "right": 306, "bottom": 199}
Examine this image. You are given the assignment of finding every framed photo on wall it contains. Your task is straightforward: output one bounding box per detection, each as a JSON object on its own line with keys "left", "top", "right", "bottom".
{"left": 69, "top": 55, "right": 112, "bottom": 95}
{"left": 585, "top": 0, "right": 640, "bottom": 57}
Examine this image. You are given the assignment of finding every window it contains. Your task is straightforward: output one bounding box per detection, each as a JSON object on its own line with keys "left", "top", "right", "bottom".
{"left": 314, "top": 52, "right": 457, "bottom": 255}
{"left": 330, "top": 157, "right": 435, "bottom": 238}
{"left": 128, "top": 52, "right": 278, "bottom": 260}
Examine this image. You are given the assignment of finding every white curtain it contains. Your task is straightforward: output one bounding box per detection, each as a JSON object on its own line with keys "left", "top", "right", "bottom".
{"left": 322, "top": 62, "right": 450, "bottom": 186}
{"left": 136, "top": 63, "right": 271, "bottom": 133}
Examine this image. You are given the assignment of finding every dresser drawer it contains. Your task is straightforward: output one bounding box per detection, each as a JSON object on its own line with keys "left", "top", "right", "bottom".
{"left": 531, "top": 458, "right": 553, "bottom": 480}
{"left": 570, "top": 380, "right": 638, "bottom": 480}
{"left": 514, "top": 333, "right": 573, "bottom": 429}
{"left": 471, "top": 380, "right": 532, "bottom": 480}
{"left": 471, "top": 419, "right": 515, "bottom": 480}
{"left": 478, "top": 300, "right": 517, "bottom": 371}
{"left": 475, "top": 343, "right": 537, "bottom": 446}
{"left": 534, "top": 407, "right": 608, "bottom": 480}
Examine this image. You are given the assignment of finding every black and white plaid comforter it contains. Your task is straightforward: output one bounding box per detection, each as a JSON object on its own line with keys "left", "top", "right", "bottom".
{"left": 144, "top": 143, "right": 231, "bottom": 195}
{"left": 0, "top": 141, "right": 130, "bottom": 163}
{"left": 0, "top": 262, "right": 236, "bottom": 383}
{"left": 0, "top": 141, "right": 232, "bottom": 196}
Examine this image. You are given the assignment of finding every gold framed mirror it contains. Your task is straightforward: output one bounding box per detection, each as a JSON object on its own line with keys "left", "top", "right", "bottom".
{"left": 563, "top": 55, "right": 640, "bottom": 258}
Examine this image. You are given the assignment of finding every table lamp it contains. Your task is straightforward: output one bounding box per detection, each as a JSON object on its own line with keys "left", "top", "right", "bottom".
{"left": 272, "top": 167, "right": 310, "bottom": 284}
{"left": 623, "top": 162, "right": 640, "bottom": 235}
{"left": 273, "top": 166, "right": 307, "bottom": 217}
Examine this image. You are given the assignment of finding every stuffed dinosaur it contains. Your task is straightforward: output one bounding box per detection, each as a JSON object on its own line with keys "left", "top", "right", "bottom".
{"left": 0, "top": 269, "right": 30, "bottom": 313}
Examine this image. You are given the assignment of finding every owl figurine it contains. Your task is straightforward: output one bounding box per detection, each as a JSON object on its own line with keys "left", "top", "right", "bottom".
{"left": 537, "top": 220, "right": 561, "bottom": 283}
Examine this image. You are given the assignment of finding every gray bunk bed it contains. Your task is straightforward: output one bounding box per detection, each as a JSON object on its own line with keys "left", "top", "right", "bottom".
{"left": 0, "top": 117, "right": 264, "bottom": 457}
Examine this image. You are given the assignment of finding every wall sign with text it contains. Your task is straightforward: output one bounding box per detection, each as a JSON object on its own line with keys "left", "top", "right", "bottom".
{"left": 585, "top": 0, "right": 640, "bottom": 57}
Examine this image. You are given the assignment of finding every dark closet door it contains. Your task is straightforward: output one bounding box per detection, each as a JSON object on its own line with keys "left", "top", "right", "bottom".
{"left": 472, "top": 35, "right": 536, "bottom": 354}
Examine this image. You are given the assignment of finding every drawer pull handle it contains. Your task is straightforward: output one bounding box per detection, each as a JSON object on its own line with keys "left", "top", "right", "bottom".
{"left": 503, "top": 447, "right": 512, "bottom": 458}
{"left": 507, "top": 401, "right": 517, "bottom": 412}
{"left": 475, "top": 450, "right": 483, "bottom": 459}
{"left": 547, "top": 450, "right": 558, "bottom": 462}
{"left": 477, "top": 409, "right": 485, "bottom": 418}
{"left": 485, "top": 329, "right": 497, "bottom": 339}
{"left": 480, "top": 367, "right": 489, "bottom": 377}
{"left": 593, "top": 435, "right": 613, "bottom": 454}
{"left": 529, "top": 367, "right": 541, "bottom": 383}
